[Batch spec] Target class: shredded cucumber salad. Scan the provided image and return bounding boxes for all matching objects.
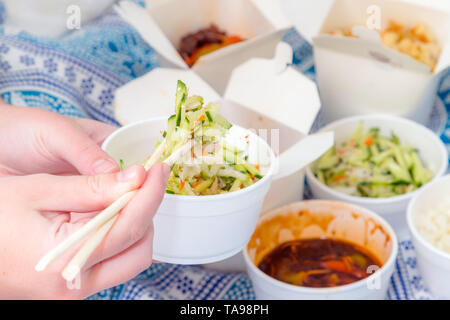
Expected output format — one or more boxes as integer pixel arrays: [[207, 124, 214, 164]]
[[312, 123, 433, 198], [149, 80, 263, 196]]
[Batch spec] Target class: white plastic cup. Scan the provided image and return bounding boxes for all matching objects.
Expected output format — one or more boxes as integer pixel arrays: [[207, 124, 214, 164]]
[[407, 175, 450, 299], [102, 118, 276, 264], [306, 114, 448, 236], [243, 200, 398, 300]]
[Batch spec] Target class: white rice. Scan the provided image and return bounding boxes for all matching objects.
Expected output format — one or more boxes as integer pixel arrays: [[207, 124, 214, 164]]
[[415, 201, 450, 254]]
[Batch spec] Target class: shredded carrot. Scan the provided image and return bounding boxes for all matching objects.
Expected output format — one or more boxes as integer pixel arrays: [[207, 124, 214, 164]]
[[222, 35, 243, 45], [195, 114, 206, 126], [192, 180, 202, 188], [255, 164, 260, 170], [180, 180, 185, 191], [321, 260, 351, 273], [249, 174, 255, 180], [336, 148, 346, 154], [332, 174, 347, 182], [364, 137, 374, 146]]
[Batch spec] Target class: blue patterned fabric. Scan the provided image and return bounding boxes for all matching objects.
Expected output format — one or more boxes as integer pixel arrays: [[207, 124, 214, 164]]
[[0, 2, 449, 300]]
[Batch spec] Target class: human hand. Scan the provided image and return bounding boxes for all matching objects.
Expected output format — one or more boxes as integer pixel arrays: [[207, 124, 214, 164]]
[[0, 101, 120, 177], [0, 163, 169, 299]]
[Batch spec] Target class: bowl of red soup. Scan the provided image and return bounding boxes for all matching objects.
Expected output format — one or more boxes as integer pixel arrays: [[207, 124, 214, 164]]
[[243, 200, 398, 299]]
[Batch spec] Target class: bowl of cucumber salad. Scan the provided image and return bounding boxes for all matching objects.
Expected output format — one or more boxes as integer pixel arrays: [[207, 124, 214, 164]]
[[306, 114, 448, 232], [102, 80, 276, 264]]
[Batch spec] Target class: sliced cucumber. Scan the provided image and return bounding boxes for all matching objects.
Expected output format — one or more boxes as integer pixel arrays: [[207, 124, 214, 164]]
[[312, 122, 432, 198], [214, 114, 232, 129], [185, 95, 203, 110], [175, 80, 187, 127], [316, 148, 339, 170], [384, 158, 412, 182], [152, 80, 263, 196], [205, 110, 213, 122], [411, 151, 432, 186], [193, 178, 215, 193]]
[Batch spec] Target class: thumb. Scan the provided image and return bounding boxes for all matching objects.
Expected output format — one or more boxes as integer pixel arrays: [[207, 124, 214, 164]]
[[19, 165, 146, 213], [53, 123, 119, 175]]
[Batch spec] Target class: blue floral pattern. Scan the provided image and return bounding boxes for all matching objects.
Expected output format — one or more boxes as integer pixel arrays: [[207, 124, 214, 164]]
[[43, 58, 58, 73], [99, 88, 114, 107], [19, 55, 35, 66], [64, 66, 76, 83], [80, 77, 94, 95], [176, 276, 194, 295], [0, 57, 10, 71], [0, 42, 9, 53]]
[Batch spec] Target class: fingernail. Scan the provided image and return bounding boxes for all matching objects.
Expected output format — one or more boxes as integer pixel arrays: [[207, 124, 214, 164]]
[[93, 159, 118, 174], [161, 163, 170, 180], [117, 166, 139, 182]]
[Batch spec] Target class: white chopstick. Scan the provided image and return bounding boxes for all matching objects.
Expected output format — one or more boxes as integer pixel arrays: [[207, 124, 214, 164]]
[[35, 140, 191, 277], [35, 190, 137, 272], [62, 215, 118, 281], [61, 142, 191, 280], [144, 140, 167, 171], [60, 142, 167, 281]]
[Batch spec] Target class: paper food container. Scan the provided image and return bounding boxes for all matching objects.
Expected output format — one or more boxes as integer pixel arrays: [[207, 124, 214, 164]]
[[280, 0, 450, 125], [114, 43, 321, 213], [115, 0, 290, 95]]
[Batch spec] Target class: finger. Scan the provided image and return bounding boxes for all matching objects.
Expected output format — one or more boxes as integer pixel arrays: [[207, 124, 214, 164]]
[[16, 165, 146, 212], [83, 228, 154, 296], [53, 120, 119, 175], [72, 117, 118, 146], [81, 163, 169, 268]]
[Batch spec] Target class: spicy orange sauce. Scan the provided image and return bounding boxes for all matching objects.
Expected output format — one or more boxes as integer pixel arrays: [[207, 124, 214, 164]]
[[257, 238, 382, 288]]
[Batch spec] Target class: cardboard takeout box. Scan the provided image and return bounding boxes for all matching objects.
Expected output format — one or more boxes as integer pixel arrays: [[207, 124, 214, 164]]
[[116, 0, 290, 95], [280, 0, 450, 124]]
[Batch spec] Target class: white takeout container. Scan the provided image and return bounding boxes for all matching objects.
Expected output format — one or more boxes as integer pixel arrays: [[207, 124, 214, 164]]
[[407, 174, 450, 299], [243, 200, 398, 300], [280, 0, 450, 125], [114, 43, 322, 214], [102, 118, 276, 264], [116, 0, 291, 95], [305, 114, 448, 237]]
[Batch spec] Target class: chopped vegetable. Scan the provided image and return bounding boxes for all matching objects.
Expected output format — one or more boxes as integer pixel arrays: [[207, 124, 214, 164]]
[[312, 122, 433, 198], [148, 80, 263, 196]]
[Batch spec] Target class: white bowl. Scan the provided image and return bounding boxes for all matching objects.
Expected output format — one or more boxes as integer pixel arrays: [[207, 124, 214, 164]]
[[243, 200, 398, 300], [305, 114, 448, 235], [407, 175, 450, 299], [102, 118, 276, 264]]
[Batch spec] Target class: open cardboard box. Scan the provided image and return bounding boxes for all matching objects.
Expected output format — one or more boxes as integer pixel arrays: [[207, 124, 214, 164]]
[[116, 0, 291, 95], [280, 0, 450, 125], [115, 43, 321, 214]]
